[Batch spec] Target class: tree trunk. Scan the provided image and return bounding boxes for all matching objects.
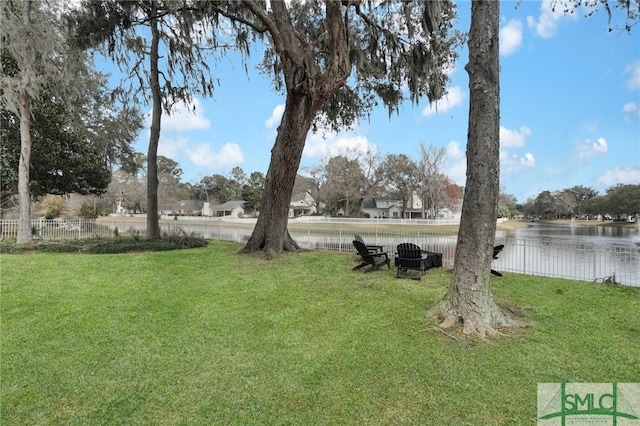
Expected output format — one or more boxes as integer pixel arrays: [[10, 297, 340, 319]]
[[146, 5, 162, 240], [242, 0, 350, 256], [345, 193, 350, 217], [17, 88, 32, 244], [355, 198, 364, 218], [433, 0, 516, 337], [16, 0, 33, 244], [242, 93, 313, 257]]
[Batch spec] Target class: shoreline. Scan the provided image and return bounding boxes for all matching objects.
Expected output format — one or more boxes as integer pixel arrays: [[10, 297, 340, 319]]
[[533, 219, 637, 229], [96, 216, 638, 233]]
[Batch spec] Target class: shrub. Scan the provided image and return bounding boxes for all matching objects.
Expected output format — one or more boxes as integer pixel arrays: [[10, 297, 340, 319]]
[[0, 236, 207, 254], [40, 195, 66, 219], [78, 203, 98, 219]]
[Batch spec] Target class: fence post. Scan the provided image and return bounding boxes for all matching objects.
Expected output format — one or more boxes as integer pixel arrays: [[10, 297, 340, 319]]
[[522, 239, 526, 275]]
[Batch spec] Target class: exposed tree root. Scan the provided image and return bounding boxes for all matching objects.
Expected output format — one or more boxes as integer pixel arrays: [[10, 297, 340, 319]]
[[428, 298, 527, 341], [431, 326, 461, 341], [241, 229, 300, 256]]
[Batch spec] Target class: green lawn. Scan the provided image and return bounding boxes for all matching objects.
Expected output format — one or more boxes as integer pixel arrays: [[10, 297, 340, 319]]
[[1, 241, 639, 425]]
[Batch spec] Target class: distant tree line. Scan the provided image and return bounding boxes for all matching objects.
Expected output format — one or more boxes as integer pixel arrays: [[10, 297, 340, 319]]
[[518, 184, 640, 220], [182, 142, 462, 219]]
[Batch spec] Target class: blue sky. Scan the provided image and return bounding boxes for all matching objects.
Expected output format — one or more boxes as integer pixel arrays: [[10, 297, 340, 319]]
[[106, 1, 640, 203]]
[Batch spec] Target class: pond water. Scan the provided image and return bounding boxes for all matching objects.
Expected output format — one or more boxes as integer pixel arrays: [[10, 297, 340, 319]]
[[104, 219, 640, 286], [493, 222, 639, 286], [506, 221, 640, 243]]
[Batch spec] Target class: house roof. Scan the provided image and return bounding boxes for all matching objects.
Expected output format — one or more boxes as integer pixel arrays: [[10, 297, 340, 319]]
[[290, 191, 315, 207], [361, 198, 377, 209], [291, 191, 313, 202], [177, 200, 204, 210], [211, 200, 244, 211], [362, 198, 403, 209]]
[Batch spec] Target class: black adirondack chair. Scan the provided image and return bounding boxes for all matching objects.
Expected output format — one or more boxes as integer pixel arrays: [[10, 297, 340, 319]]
[[491, 244, 505, 277], [394, 243, 442, 280], [352, 240, 390, 272], [354, 234, 384, 253]]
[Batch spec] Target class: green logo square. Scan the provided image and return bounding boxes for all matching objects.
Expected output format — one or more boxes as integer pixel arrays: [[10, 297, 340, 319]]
[[538, 383, 640, 425]]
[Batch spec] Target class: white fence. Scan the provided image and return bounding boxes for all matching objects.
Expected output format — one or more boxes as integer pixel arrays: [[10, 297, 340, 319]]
[[1, 219, 638, 286], [0, 219, 114, 241], [296, 227, 639, 286]]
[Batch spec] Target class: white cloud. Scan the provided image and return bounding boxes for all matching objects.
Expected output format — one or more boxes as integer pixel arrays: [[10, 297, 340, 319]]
[[500, 150, 536, 174], [521, 152, 536, 168], [442, 139, 536, 183], [422, 86, 465, 116], [265, 104, 285, 129], [446, 140, 465, 161], [526, 0, 571, 38], [623, 102, 638, 113], [443, 140, 467, 185], [331, 134, 375, 157], [625, 61, 640, 90], [264, 105, 378, 163], [185, 143, 244, 168], [596, 166, 640, 187], [303, 127, 376, 161], [151, 98, 210, 132], [577, 137, 608, 159], [623, 101, 640, 120], [500, 19, 523, 56], [500, 125, 532, 148], [158, 135, 189, 159]]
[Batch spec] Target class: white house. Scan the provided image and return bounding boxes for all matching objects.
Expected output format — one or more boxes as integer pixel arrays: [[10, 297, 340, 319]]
[[289, 191, 317, 217], [203, 200, 245, 218], [175, 200, 204, 216], [361, 193, 423, 218]]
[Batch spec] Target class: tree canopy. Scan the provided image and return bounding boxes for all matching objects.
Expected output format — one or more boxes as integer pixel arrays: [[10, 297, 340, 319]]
[[1, 0, 123, 239], [196, 0, 461, 255], [0, 52, 142, 208]]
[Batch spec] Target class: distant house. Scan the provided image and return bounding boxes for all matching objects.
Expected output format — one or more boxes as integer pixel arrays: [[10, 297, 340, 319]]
[[437, 208, 454, 219], [289, 191, 317, 217], [361, 198, 402, 218], [175, 200, 204, 216], [361, 193, 423, 218], [204, 200, 245, 218]]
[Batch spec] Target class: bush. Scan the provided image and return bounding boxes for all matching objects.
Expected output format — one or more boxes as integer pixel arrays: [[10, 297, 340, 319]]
[[78, 203, 98, 219], [40, 195, 66, 219], [0, 236, 208, 254]]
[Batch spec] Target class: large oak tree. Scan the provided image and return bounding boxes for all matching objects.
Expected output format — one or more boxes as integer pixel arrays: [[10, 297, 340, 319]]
[[201, 1, 459, 256]]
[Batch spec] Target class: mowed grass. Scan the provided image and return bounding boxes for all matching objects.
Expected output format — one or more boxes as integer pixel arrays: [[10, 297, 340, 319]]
[[1, 241, 639, 425]]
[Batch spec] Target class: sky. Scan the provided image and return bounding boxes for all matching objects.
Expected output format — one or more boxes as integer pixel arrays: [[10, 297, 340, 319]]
[[101, 1, 640, 203]]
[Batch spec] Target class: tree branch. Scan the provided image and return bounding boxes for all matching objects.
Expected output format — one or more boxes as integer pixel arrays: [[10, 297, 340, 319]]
[[209, 3, 269, 34], [352, 3, 409, 46], [244, 0, 287, 60]]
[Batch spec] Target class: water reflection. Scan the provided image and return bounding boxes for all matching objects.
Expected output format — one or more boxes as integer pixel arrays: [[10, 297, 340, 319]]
[[105, 220, 639, 286], [511, 221, 637, 242]]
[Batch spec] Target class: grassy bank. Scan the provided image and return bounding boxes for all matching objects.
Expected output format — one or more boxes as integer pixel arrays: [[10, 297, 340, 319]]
[[2, 241, 638, 425]]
